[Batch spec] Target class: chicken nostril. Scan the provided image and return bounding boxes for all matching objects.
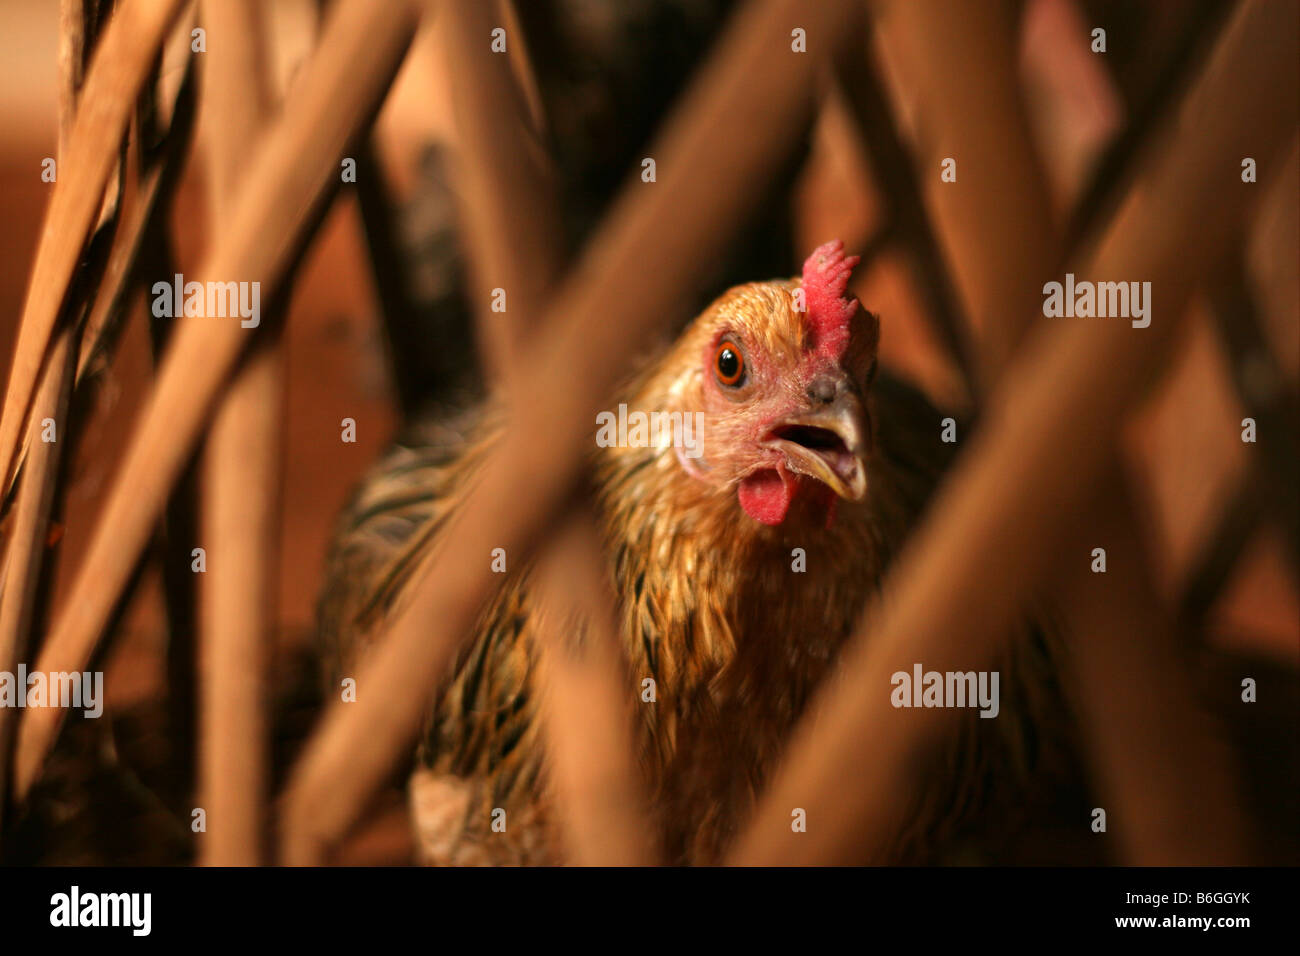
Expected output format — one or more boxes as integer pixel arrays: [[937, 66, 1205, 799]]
[[806, 376, 837, 405]]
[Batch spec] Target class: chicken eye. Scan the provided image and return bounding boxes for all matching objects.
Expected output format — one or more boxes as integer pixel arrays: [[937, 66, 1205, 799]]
[[713, 341, 745, 387]]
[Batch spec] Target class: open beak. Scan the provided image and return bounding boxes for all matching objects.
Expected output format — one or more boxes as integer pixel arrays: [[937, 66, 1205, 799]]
[[763, 389, 869, 501]]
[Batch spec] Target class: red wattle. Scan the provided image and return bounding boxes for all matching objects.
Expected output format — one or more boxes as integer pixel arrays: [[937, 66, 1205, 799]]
[[738, 468, 794, 525]]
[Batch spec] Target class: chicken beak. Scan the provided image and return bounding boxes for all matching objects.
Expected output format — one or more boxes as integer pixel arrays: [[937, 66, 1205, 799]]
[[764, 391, 869, 501]]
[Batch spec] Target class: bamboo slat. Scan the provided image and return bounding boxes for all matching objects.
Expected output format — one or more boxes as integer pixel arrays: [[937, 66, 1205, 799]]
[[438, 0, 653, 865], [279, 0, 858, 862], [1060, 474, 1249, 863], [11, 0, 422, 803], [729, 0, 1297, 864], [196, 0, 279, 868], [0, 0, 187, 495], [868, 0, 1058, 386], [0, 0, 96, 835]]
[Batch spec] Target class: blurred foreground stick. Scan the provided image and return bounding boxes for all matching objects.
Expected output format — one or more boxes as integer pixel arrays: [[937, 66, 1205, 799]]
[[860, 0, 1057, 390], [0, 0, 187, 497], [278, 0, 859, 863], [196, 0, 279, 867], [433, 0, 653, 865], [0, 0, 107, 834], [868, 0, 1251, 862], [729, 0, 1297, 865], [12, 0, 422, 803], [1060, 471, 1250, 863]]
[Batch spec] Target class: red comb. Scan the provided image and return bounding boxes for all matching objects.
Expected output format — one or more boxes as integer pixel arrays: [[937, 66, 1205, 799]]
[[800, 240, 860, 361]]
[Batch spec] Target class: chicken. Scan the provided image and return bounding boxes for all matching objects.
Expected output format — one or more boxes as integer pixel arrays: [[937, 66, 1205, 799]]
[[318, 241, 1060, 864]]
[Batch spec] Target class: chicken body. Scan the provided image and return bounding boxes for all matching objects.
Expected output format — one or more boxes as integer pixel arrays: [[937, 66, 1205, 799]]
[[319, 243, 1046, 864]]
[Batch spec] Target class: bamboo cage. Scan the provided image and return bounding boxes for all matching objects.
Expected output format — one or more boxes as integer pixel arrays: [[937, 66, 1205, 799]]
[[0, 0, 1294, 866]]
